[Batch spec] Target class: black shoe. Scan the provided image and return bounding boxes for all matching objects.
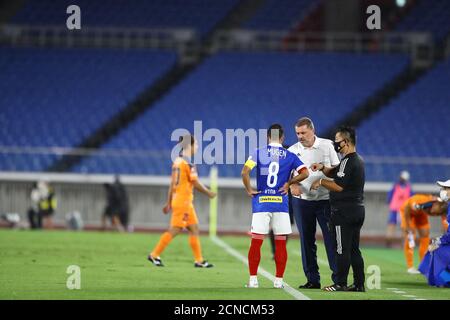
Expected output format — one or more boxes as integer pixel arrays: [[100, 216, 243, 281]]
[[147, 255, 164, 267], [345, 284, 365, 292], [194, 260, 214, 268], [323, 284, 346, 292], [299, 282, 321, 289]]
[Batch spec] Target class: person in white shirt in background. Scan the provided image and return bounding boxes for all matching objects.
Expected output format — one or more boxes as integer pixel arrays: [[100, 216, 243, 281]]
[[288, 117, 340, 289]]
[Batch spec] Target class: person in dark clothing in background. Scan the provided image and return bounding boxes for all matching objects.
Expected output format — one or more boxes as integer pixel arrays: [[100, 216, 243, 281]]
[[28, 182, 42, 229], [102, 176, 130, 232], [113, 175, 130, 231], [28, 180, 57, 229], [310, 126, 366, 292]]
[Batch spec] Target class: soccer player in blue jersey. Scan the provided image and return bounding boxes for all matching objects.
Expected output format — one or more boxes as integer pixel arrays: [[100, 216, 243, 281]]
[[241, 124, 309, 288], [419, 179, 450, 287]]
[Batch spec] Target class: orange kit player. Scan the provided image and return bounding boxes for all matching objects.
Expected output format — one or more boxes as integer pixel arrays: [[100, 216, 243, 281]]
[[148, 134, 216, 268], [400, 194, 448, 274]]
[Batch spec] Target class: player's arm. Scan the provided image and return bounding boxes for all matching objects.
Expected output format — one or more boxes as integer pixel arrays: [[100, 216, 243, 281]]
[[403, 204, 413, 233], [241, 157, 260, 197], [188, 165, 216, 199], [279, 167, 309, 195], [310, 162, 336, 178], [193, 179, 216, 199], [163, 168, 176, 214]]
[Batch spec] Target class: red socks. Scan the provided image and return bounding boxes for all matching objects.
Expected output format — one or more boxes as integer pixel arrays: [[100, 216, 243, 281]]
[[248, 233, 264, 276], [248, 233, 288, 278], [274, 235, 287, 278]]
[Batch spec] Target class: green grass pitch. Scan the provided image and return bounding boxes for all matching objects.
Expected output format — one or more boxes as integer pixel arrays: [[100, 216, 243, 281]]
[[0, 229, 449, 300]]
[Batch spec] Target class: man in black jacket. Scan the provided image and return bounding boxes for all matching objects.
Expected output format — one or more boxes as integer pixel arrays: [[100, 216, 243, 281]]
[[310, 126, 366, 292]]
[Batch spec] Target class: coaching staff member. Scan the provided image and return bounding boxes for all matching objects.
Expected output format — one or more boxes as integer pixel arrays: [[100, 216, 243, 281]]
[[310, 126, 366, 292], [288, 117, 339, 289]]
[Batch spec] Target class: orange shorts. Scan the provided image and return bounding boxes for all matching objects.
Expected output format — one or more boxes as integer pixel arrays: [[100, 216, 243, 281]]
[[400, 211, 430, 230], [170, 203, 199, 228]]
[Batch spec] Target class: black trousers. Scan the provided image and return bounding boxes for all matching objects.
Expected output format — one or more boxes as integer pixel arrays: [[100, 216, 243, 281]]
[[28, 208, 42, 229], [330, 204, 365, 287]]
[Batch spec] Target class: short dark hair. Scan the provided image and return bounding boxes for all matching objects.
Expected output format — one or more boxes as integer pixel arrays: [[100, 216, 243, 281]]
[[178, 134, 195, 149], [295, 117, 315, 130], [268, 124, 284, 140], [336, 126, 356, 145]]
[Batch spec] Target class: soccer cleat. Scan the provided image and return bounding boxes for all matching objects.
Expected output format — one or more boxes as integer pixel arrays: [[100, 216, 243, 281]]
[[245, 277, 259, 288], [194, 260, 214, 268], [345, 284, 366, 292], [323, 284, 346, 292], [147, 255, 164, 267], [299, 282, 321, 289], [273, 278, 284, 289], [407, 267, 420, 274]]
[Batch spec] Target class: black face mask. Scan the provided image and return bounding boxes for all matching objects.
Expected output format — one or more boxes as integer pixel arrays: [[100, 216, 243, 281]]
[[333, 140, 345, 153]]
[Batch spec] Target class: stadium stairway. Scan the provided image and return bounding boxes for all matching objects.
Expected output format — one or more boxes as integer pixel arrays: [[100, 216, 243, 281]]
[[47, 0, 269, 172]]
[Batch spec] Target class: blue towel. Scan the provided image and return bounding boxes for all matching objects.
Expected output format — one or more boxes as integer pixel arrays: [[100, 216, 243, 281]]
[[419, 245, 450, 288]]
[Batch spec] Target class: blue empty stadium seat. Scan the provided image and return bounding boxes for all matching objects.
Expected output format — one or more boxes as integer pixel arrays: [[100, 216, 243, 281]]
[[244, 0, 317, 30], [75, 51, 410, 178], [396, 0, 450, 41], [12, 0, 239, 36], [357, 58, 450, 182], [0, 47, 176, 171]]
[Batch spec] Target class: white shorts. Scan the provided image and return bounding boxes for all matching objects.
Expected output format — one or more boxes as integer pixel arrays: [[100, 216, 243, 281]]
[[251, 212, 292, 235]]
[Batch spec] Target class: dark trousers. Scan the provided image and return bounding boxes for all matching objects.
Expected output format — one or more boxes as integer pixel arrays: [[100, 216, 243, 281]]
[[330, 204, 365, 287], [292, 198, 337, 284], [28, 208, 42, 229]]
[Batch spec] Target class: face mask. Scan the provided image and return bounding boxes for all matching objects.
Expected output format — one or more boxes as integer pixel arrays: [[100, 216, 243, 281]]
[[440, 189, 449, 202], [333, 140, 345, 153]]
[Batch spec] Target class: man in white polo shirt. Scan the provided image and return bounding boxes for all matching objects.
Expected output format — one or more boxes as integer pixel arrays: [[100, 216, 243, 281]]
[[288, 117, 340, 289]]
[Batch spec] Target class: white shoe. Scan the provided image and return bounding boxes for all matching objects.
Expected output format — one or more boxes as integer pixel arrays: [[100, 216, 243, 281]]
[[274, 277, 284, 289], [245, 276, 259, 288], [407, 267, 420, 274]]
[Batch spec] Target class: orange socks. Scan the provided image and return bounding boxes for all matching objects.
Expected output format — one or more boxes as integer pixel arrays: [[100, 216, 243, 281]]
[[419, 237, 430, 261], [152, 232, 204, 263], [189, 235, 203, 263], [404, 235, 430, 269], [151, 232, 173, 257]]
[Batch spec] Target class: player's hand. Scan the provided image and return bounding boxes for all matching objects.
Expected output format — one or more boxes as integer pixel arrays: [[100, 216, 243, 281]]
[[290, 184, 302, 196], [428, 243, 439, 252], [246, 189, 260, 197], [208, 191, 217, 199], [279, 183, 290, 195], [428, 238, 441, 252], [162, 203, 171, 214], [310, 163, 324, 172], [311, 179, 321, 190]]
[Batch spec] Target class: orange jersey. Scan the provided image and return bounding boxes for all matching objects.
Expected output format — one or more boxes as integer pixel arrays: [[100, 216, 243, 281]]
[[171, 157, 198, 208], [400, 194, 435, 229]]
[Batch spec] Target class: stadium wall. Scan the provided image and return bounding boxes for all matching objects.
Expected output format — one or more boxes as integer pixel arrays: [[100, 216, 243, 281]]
[[0, 172, 445, 238]]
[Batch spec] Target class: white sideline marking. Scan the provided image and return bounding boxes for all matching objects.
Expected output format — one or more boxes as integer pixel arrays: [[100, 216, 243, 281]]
[[387, 287, 426, 300], [211, 236, 311, 300]]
